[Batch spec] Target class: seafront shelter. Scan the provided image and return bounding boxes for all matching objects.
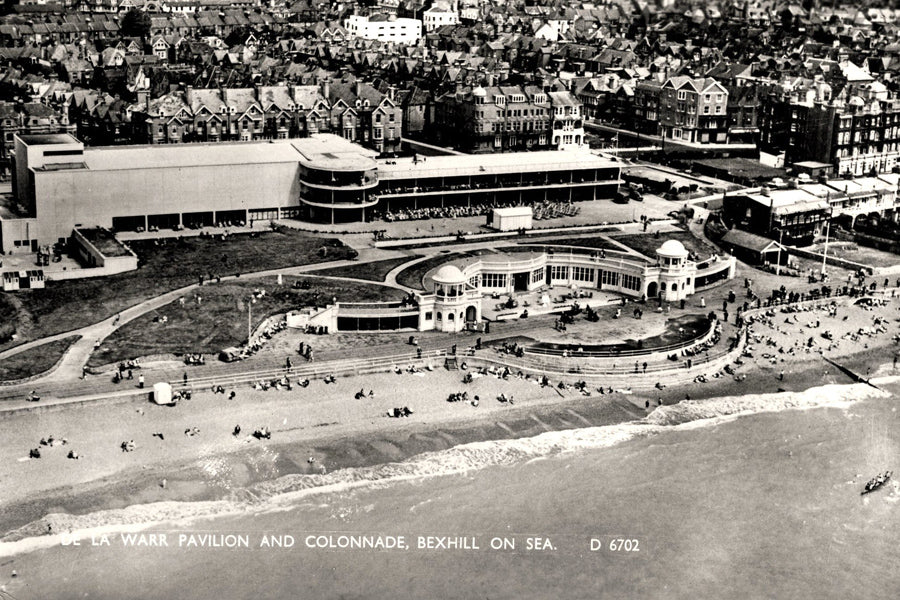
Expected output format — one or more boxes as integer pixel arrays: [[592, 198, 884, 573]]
[[318, 243, 735, 334]]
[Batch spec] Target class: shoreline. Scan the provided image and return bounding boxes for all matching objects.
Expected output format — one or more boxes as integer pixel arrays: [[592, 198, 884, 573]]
[[2, 295, 898, 541], [1, 346, 890, 539]]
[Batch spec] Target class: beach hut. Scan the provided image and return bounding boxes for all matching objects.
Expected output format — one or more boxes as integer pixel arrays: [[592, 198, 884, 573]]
[[152, 382, 174, 405], [488, 206, 533, 231]]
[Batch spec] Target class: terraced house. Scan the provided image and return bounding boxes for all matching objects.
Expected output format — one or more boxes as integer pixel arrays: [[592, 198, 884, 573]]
[[432, 84, 582, 153], [659, 77, 730, 144], [128, 79, 402, 154]]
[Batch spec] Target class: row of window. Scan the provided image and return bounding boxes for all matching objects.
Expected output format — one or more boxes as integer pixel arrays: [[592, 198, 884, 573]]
[[478, 109, 548, 119], [571, 266, 594, 282], [481, 273, 507, 288], [491, 121, 547, 133], [621, 273, 641, 291], [475, 94, 547, 106], [549, 265, 568, 280], [493, 134, 548, 147]]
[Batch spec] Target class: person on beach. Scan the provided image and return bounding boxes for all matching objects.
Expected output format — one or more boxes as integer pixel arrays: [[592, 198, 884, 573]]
[[138, 374, 145, 389]]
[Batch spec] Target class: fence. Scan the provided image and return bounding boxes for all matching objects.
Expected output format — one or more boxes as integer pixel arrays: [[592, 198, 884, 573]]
[[172, 349, 449, 391]]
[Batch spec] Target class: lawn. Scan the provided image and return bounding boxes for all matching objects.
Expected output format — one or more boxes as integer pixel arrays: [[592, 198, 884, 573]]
[[806, 242, 900, 270], [2, 228, 356, 354], [612, 228, 718, 259], [88, 276, 405, 366], [310, 256, 419, 282], [518, 236, 621, 251], [0, 336, 80, 382], [0, 293, 15, 344], [395, 251, 488, 290]]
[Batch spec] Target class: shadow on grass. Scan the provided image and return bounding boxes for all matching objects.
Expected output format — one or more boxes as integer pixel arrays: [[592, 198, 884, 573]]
[[310, 256, 419, 282], [613, 228, 717, 259]]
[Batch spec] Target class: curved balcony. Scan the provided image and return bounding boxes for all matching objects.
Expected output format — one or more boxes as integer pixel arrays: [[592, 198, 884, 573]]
[[300, 173, 379, 191], [299, 196, 380, 210]]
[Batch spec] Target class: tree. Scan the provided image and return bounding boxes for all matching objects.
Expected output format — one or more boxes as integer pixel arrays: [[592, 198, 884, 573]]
[[121, 8, 151, 39]]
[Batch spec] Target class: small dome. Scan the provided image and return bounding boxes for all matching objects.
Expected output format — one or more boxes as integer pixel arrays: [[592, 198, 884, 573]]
[[433, 264, 466, 284], [657, 239, 689, 258], [472, 85, 486, 97]]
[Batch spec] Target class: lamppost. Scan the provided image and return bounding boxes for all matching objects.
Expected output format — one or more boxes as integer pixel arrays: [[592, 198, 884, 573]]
[[821, 207, 833, 277], [247, 295, 257, 343]]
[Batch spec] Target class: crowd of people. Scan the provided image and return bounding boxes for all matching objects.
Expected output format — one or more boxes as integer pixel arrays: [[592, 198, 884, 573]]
[[370, 200, 580, 224], [376, 203, 496, 223]]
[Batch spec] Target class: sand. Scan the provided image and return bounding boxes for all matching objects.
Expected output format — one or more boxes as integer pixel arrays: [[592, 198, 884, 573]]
[[1, 294, 898, 538]]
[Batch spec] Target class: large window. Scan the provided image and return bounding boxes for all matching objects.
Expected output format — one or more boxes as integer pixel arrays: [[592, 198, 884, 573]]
[[550, 265, 569, 280], [572, 266, 594, 282], [531, 268, 544, 284], [621, 273, 641, 291], [481, 273, 507, 288], [600, 269, 619, 286]]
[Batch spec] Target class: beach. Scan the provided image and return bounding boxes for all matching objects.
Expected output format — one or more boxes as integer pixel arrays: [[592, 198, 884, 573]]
[[1, 377, 898, 599], [0, 295, 898, 598]]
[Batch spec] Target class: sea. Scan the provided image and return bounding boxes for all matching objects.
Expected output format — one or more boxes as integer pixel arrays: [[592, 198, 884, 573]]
[[1, 377, 899, 600]]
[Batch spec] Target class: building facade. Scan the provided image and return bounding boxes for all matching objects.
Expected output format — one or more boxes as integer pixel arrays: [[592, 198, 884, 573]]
[[433, 85, 583, 153], [129, 80, 402, 155], [1, 133, 620, 252], [318, 244, 735, 334], [344, 14, 422, 45], [659, 77, 730, 144]]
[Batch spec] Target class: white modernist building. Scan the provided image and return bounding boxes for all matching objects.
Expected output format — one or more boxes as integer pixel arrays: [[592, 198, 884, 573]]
[[344, 14, 422, 45]]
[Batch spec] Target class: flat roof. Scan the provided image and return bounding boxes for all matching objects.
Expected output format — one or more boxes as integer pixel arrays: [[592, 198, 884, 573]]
[[36, 134, 375, 173], [800, 183, 847, 200], [493, 206, 533, 217], [825, 177, 890, 195], [16, 133, 80, 145], [292, 134, 378, 171], [377, 151, 617, 180], [80, 140, 304, 171], [744, 189, 829, 213]]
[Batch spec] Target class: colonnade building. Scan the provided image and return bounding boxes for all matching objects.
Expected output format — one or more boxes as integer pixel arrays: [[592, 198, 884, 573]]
[[0, 132, 621, 253], [330, 242, 735, 333]]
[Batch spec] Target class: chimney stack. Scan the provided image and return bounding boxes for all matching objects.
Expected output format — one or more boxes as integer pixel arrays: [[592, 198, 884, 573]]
[[321, 77, 331, 101]]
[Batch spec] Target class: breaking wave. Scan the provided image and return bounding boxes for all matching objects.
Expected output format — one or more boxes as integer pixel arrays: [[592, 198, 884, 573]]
[[0, 382, 889, 558]]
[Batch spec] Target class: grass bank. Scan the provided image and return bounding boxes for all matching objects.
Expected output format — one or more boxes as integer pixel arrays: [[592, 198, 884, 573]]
[[3, 229, 355, 354], [0, 335, 80, 382], [310, 256, 418, 282], [88, 276, 404, 366]]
